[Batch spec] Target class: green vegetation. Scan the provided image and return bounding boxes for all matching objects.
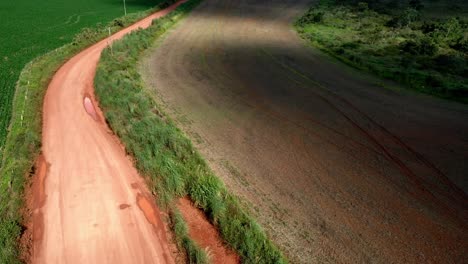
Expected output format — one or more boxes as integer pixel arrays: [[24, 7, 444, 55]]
[[94, 1, 287, 263], [0, 0, 168, 162], [295, 0, 468, 103], [0, 2, 173, 263]]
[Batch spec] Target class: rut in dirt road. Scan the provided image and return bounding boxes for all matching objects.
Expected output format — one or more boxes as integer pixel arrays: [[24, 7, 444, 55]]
[[142, 0, 468, 263], [32, 2, 186, 263]]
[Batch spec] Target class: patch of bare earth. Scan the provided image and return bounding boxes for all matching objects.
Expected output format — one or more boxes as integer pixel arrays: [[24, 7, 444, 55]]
[[19, 155, 47, 263], [141, 0, 468, 263], [178, 198, 239, 264]]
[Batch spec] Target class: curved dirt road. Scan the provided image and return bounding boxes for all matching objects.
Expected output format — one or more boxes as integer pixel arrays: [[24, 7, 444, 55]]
[[33, 2, 185, 263], [142, 0, 468, 263]]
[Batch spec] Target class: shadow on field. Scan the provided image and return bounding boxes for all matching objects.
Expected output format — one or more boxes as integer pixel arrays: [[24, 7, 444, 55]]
[[143, 0, 468, 262]]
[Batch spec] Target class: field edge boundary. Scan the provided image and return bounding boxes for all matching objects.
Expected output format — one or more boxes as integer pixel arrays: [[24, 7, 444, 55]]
[[94, 0, 288, 263]]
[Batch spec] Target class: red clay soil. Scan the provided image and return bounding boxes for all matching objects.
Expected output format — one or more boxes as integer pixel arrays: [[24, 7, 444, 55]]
[[178, 198, 239, 264], [30, 2, 185, 263], [20, 155, 49, 262]]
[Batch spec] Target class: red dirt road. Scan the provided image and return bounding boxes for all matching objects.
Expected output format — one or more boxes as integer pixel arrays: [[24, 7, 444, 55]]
[[32, 2, 185, 263]]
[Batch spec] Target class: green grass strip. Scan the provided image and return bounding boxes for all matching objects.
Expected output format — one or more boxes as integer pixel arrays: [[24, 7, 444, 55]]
[[94, 1, 287, 263], [0, 1, 179, 262]]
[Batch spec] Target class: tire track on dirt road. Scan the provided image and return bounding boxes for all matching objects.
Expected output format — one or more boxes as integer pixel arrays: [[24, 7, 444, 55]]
[[31, 2, 186, 263]]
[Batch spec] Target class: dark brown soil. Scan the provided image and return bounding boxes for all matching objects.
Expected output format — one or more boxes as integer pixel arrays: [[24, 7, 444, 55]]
[[141, 0, 468, 263]]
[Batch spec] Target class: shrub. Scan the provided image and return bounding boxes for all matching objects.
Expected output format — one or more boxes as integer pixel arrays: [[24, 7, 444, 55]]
[[341, 41, 360, 49], [431, 18, 466, 47], [399, 37, 437, 56], [113, 19, 124, 28], [386, 8, 420, 28], [357, 2, 369, 12], [72, 28, 100, 45], [402, 8, 420, 26], [433, 54, 466, 75], [450, 36, 468, 52], [409, 0, 424, 11], [425, 75, 443, 90], [421, 22, 437, 34], [386, 0, 400, 9], [385, 17, 400, 28], [159, 0, 177, 8], [296, 9, 324, 25]]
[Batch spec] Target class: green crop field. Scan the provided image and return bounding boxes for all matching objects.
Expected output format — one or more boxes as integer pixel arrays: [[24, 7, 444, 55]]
[[0, 0, 161, 159]]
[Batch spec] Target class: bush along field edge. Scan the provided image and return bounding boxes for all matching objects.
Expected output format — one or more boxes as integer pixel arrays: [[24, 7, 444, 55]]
[[294, 0, 468, 104], [94, 0, 287, 263], [0, 1, 184, 263]]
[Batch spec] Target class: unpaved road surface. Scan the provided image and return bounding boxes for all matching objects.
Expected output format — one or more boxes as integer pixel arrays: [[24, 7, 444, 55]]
[[33, 2, 185, 263], [142, 0, 468, 263]]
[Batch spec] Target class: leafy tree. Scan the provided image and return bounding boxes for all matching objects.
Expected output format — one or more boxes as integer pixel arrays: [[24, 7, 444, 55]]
[[386, 0, 400, 9], [450, 35, 468, 52], [400, 37, 437, 56], [409, 0, 424, 11], [421, 22, 437, 34], [296, 9, 324, 25], [443, 18, 463, 42], [357, 2, 369, 12], [431, 18, 465, 47], [403, 8, 420, 27], [385, 8, 420, 28]]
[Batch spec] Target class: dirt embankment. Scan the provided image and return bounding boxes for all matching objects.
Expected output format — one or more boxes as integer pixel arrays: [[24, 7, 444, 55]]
[[178, 198, 239, 264], [29, 2, 185, 263], [142, 0, 468, 263]]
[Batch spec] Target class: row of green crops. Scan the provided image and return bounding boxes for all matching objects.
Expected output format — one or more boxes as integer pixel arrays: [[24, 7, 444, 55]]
[[0, 0, 166, 161]]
